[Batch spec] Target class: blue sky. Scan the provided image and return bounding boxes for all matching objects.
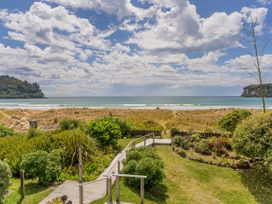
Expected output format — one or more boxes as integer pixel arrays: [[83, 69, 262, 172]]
[[0, 0, 271, 96]]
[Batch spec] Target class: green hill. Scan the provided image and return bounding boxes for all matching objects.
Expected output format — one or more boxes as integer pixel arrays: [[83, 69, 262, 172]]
[[0, 75, 44, 99]]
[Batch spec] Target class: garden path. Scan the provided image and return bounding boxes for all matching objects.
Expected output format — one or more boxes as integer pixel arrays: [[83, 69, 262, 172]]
[[40, 138, 171, 204]]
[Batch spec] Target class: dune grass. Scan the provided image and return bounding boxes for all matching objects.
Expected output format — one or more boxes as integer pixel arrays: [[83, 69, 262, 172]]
[[92, 146, 272, 204], [4, 179, 55, 204]]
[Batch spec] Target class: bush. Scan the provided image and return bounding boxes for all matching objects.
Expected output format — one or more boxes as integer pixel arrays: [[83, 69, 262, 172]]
[[170, 128, 180, 137], [60, 119, 80, 130], [21, 150, 62, 185], [232, 113, 272, 160], [122, 148, 164, 189], [194, 140, 211, 155], [87, 117, 121, 148], [173, 136, 190, 150], [0, 125, 13, 137], [218, 110, 251, 133], [27, 128, 39, 138], [0, 160, 11, 203], [115, 118, 133, 138]]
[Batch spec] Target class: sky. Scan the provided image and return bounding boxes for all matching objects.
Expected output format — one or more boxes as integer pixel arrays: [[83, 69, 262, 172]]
[[0, 0, 272, 96]]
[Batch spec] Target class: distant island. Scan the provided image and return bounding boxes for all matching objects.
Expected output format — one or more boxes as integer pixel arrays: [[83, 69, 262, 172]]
[[0, 75, 44, 99], [242, 83, 272, 97]]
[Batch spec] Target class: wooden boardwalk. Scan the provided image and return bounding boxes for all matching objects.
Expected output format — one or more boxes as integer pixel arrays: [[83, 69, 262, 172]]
[[40, 139, 171, 204]]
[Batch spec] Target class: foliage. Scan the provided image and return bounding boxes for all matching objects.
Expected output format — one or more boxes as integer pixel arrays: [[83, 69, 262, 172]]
[[173, 136, 190, 150], [194, 140, 211, 155], [0, 75, 44, 99], [27, 128, 39, 138], [0, 160, 11, 203], [232, 113, 272, 160], [208, 137, 231, 156], [87, 117, 122, 148], [170, 128, 180, 137], [0, 129, 99, 175], [59, 119, 80, 131], [115, 118, 133, 137], [218, 109, 252, 133], [21, 150, 62, 185], [122, 148, 164, 189], [0, 124, 13, 137]]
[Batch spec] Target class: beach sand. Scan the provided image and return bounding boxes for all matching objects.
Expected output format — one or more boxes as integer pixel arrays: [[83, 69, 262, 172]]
[[0, 108, 265, 132]]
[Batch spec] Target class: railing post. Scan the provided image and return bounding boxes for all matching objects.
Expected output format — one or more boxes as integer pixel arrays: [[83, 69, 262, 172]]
[[78, 145, 83, 204], [116, 176, 120, 204], [118, 161, 121, 174], [144, 137, 146, 147], [107, 177, 112, 204], [140, 178, 144, 204], [20, 170, 25, 200], [152, 133, 155, 146]]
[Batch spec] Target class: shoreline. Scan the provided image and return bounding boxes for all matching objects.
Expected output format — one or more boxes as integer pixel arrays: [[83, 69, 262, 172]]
[[0, 105, 271, 111]]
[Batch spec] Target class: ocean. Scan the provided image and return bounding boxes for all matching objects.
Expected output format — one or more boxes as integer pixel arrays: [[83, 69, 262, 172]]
[[0, 96, 271, 110]]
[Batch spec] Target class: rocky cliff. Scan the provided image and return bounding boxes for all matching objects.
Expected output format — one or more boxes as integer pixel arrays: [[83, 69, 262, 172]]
[[242, 83, 272, 97]]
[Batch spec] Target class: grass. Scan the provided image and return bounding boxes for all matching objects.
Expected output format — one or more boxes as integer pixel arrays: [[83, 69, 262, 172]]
[[4, 179, 55, 204], [92, 146, 272, 204], [0, 108, 245, 132]]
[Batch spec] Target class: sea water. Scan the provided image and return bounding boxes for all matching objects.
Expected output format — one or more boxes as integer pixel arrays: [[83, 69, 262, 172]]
[[0, 96, 271, 110]]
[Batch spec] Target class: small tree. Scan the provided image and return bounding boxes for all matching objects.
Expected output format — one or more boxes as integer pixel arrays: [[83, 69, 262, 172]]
[[0, 160, 11, 203], [241, 10, 269, 113], [21, 150, 62, 185], [87, 117, 121, 148], [218, 110, 251, 133]]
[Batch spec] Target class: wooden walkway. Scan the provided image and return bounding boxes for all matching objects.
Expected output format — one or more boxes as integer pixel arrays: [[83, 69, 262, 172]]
[[40, 139, 171, 204]]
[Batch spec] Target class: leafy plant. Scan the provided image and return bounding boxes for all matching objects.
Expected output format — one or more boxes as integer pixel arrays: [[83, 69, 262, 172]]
[[87, 117, 121, 149], [59, 119, 80, 130], [21, 149, 62, 185], [122, 148, 164, 189], [218, 110, 251, 133], [232, 113, 272, 161], [0, 160, 11, 203], [194, 140, 211, 155], [0, 125, 13, 137]]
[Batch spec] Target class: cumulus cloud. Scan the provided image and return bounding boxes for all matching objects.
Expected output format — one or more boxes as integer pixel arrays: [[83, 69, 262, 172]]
[[0, 0, 270, 96]]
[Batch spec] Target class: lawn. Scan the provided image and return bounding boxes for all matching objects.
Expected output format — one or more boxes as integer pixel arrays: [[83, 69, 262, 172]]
[[4, 179, 55, 204], [92, 146, 272, 204]]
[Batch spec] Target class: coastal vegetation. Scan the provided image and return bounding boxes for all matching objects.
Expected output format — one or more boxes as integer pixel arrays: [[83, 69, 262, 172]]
[[0, 75, 44, 99], [0, 108, 272, 203]]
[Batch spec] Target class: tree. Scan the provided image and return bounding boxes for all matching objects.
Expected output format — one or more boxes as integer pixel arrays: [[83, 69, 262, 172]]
[[242, 10, 269, 113]]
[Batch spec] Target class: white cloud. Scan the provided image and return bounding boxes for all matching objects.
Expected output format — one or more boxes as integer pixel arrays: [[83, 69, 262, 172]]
[[0, 1, 270, 96]]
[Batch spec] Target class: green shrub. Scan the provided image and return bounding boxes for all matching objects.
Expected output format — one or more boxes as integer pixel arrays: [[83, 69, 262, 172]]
[[173, 136, 190, 150], [0, 135, 34, 175], [170, 128, 179, 137], [27, 128, 40, 138], [232, 113, 272, 160], [122, 148, 164, 189], [60, 119, 80, 130], [0, 160, 11, 203], [191, 133, 201, 142], [21, 149, 62, 185], [194, 140, 211, 155], [0, 125, 13, 137], [87, 117, 121, 148], [218, 110, 251, 133], [115, 118, 133, 137]]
